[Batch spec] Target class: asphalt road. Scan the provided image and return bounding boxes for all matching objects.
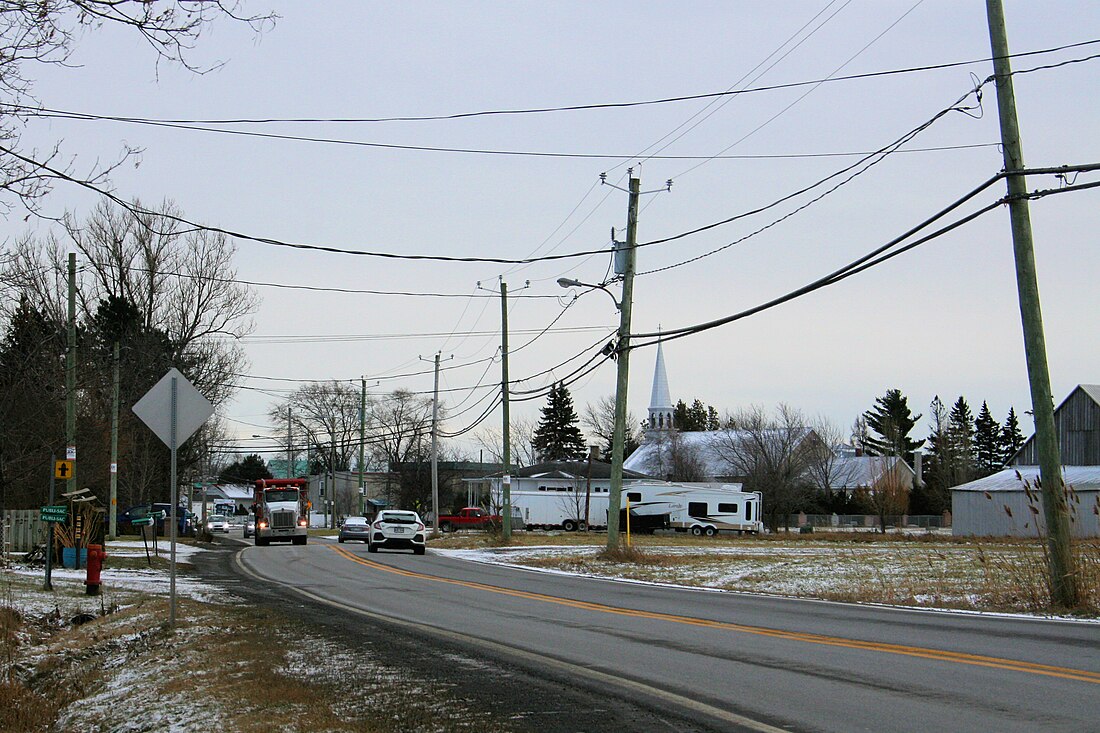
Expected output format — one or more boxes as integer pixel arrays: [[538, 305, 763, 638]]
[[229, 538, 1099, 732]]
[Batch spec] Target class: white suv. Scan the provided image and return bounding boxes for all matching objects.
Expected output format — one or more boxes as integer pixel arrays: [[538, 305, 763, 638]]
[[368, 510, 427, 555]]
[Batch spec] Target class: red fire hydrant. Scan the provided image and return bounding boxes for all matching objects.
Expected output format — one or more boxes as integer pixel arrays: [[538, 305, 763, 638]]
[[85, 544, 106, 596]]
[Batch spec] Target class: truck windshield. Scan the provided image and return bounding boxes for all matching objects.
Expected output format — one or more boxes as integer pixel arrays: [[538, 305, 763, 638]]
[[264, 489, 300, 503]]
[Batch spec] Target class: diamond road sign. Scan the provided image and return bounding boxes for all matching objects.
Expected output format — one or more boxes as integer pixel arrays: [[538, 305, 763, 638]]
[[132, 368, 214, 449]]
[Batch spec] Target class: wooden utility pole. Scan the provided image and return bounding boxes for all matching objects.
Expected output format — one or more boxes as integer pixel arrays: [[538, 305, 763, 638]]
[[109, 341, 119, 539], [500, 279, 512, 540], [607, 176, 640, 550], [986, 0, 1077, 607], [359, 377, 366, 516], [66, 253, 77, 495]]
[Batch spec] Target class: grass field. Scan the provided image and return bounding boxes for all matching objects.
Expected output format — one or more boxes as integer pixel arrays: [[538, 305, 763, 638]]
[[431, 530, 1100, 615]]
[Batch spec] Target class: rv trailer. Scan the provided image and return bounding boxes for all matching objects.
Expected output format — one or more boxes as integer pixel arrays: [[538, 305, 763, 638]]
[[622, 482, 763, 536]]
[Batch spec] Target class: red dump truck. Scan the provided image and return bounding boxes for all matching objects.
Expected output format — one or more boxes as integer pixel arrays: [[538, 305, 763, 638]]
[[253, 478, 310, 546]]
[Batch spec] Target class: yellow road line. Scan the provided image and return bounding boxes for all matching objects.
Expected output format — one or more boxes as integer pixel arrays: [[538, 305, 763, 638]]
[[331, 545, 1100, 685]]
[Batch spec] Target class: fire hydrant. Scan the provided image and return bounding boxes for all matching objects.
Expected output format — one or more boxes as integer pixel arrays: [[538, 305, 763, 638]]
[[85, 544, 106, 596]]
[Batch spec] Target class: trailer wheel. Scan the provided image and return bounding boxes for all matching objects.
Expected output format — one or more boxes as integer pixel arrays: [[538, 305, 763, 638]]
[[690, 525, 704, 537], [562, 519, 578, 532], [704, 526, 717, 537]]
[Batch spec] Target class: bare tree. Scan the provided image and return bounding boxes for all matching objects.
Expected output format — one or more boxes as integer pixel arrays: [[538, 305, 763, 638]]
[[642, 428, 709, 482], [270, 381, 361, 478], [582, 395, 640, 458], [712, 404, 821, 532], [472, 414, 538, 468], [864, 458, 911, 533], [0, 1, 274, 213], [803, 416, 861, 500]]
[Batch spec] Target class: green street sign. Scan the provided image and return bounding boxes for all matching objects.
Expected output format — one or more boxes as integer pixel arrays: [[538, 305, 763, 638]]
[[131, 517, 154, 527], [149, 510, 167, 520], [40, 505, 67, 522]]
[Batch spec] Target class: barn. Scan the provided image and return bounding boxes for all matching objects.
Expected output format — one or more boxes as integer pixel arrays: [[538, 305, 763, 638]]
[[952, 384, 1100, 537]]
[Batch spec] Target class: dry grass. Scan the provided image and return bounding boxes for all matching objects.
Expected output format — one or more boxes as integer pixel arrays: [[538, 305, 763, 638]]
[[464, 532, 1100, 615], [0, 570, 514, 733]]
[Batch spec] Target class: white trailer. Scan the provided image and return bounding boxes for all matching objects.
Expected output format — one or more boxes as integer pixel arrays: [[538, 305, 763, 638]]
[[622, 482, 763, 536], [510, 486, 610, 531]]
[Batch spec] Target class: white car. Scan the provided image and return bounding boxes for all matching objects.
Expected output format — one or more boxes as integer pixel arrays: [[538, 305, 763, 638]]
[[367, 510, 426, 555], [206, 516, 231, 533]]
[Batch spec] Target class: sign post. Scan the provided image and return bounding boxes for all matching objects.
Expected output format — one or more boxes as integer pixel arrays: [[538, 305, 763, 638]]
[[132, 368, 213, 627]]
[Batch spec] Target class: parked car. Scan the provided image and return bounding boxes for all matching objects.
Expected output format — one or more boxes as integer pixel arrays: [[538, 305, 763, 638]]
[[367, 510, 426, 555], [118, 504, 195, 537], [437, 507, 501, 533], [206, 516, 231, 533], [244, 517, 256, 539], [338, 516, 371, 543]]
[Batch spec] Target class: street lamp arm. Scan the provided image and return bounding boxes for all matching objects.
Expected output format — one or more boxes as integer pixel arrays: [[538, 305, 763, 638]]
[[556, 277, 621, 310]]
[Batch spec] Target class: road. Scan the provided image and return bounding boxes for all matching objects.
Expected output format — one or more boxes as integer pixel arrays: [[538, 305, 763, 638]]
[[232, 539, 1099, 732]]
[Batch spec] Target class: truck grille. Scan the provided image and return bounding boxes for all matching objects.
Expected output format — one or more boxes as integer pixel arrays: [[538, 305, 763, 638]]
[[271, 510, 295, 529]]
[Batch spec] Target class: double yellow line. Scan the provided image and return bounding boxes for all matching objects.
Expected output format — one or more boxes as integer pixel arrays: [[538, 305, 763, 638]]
[[331, 546, 1100, 685]]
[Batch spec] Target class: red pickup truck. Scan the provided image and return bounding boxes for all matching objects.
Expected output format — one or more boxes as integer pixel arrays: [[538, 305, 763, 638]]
[[438, 507, 501, 533]]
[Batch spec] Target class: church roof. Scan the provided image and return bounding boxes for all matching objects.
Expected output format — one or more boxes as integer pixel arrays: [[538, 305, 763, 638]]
[[649, 341, 673, 411]]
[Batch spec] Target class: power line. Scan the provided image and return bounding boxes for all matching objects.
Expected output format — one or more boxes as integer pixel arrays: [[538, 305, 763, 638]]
[[17, 38, 1097, 125], [630, 166, 1100, 349]]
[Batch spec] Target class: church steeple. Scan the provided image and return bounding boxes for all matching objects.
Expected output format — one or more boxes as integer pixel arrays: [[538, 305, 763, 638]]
[[647, 339, 674, 434]]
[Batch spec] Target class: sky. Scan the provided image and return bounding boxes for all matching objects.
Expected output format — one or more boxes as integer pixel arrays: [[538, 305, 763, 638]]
[[10, 1, 1100, 461]]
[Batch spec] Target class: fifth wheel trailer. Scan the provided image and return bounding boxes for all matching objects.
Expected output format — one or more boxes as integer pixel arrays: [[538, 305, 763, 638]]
[[622, 482, 764, 535]]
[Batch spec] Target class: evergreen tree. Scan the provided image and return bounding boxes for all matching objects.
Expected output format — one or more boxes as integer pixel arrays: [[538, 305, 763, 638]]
[[947, 396, 976, 485], [915, 396, 951, 514], [672, 398, 720, 431], [218, 454, 273, 484], [862, 388, 924, 464], [532, 382, 586, 461], [999, 407, 1026, 466], [972, 401, 1000, 477]]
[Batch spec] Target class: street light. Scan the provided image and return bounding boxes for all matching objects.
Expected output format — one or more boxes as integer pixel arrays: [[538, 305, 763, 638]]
[[557, 277, 621, 310]]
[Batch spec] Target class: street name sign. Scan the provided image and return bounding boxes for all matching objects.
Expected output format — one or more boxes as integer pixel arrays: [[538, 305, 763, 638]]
[[40, 505, 67, 522]]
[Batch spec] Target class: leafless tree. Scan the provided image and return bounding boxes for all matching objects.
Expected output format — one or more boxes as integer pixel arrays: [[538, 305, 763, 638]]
[[712, 404, 821, 532], [270, 381, 362, 478], [582, 395, 640, 457], [472, 414, 538, 468], [642, 428, 710, 482], [803, 416, 861, 498], [0, 1, 274, 213], [864, 458, 911, 533]]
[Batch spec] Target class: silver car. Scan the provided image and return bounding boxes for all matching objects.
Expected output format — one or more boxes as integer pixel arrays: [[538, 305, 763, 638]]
[[206, 516, 231, 533], [367, 510, 426, 555], [338, 516, 371, 543]]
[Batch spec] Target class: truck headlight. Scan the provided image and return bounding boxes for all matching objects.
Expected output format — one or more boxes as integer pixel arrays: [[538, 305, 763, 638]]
[[298, 519, 308, 527]]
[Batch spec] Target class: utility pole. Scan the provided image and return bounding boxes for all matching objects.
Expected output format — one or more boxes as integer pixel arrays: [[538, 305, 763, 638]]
[[419, 352, 450, 532], [499, 278, 512, 540], [986, 0, 1077, 608], [607, 176, 640, 550], [359, 377, 367, 516], [66, 253, 77, 495], [109, 341, 119, 539], [286, 406, 293, 479]]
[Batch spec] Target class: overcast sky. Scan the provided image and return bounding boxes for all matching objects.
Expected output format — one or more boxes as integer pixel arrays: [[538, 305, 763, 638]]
[[15, 1, 1100, 460]]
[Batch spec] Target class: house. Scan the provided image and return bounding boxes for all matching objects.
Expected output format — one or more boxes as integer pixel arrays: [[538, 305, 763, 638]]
[[952, 384, 1100, 537]]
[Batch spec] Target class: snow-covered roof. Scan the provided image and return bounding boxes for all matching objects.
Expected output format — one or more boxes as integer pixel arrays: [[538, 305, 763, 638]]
[[951, 466, 1100, 492], [624, 428, 816, 479], [210, 484, 254, 501], [829, 455, 913, 489]]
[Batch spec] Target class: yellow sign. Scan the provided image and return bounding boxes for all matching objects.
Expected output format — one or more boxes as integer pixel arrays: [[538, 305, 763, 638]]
[[54, 459, 74, 479]]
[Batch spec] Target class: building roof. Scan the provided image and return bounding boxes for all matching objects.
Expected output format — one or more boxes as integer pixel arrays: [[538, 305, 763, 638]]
[[1010, 384, 1100, 464], [624, 428, 816, 479], [829, 455, 914, 489], [207, 484, 254, 501], [951, 465, 1100, 492], [490, 460, 649, 481]]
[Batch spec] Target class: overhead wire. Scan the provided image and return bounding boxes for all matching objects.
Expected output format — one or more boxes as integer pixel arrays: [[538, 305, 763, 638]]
[[16, 38, 1097, 125]]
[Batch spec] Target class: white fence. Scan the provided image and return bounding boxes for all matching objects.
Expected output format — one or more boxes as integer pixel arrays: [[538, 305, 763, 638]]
[[3, 509, 48, 553]]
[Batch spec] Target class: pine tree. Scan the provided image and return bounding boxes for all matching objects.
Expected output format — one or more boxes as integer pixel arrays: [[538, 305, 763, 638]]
[[532, 382, 587, 461], [673, 398, 720, 431], [999, 407, 1026, 466], [916, 396, 951, 514], [972, 401, 1000, 477], [862, 388, 924, 464], [947, 396, 975, 485]]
